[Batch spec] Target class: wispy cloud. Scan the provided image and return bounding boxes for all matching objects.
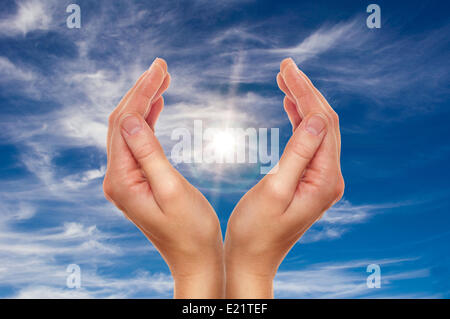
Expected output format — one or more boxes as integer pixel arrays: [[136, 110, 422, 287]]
[[0, 0, 54, 36], [299, 199, 399, 243], [275, 257, 433, 298], [0, 0, 448, 298], [0, 56, 34, 81], [13, 271, 173, 298], [0, 204, 168, 298], [270, 20, 361, 63]]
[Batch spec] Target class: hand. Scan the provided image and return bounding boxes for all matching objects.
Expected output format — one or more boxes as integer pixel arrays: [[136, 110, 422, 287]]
[[224, 58, 344, 298], [103, 58, 224, 298]]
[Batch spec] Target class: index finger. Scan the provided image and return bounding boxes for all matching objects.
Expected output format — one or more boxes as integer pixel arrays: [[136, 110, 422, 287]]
[[280, 58, 341, 157], [106, 59, 169, 159], [280, 59, 323, 116], [119, 58, 167, 118]]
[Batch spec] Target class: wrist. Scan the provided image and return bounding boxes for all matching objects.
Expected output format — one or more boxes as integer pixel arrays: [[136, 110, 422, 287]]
[[225, 256, 276, 299], [171, 250, 225, 299], [225, 265, 274, 299], [173, 262, 225, 299]]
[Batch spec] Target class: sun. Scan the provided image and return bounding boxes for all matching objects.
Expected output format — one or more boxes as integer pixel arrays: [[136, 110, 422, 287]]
[[211, 130, 236, 158]]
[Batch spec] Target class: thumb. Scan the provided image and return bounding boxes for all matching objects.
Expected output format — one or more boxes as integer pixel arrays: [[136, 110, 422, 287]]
[[273, 113, 328, 195], [119, 112, 181, 205]]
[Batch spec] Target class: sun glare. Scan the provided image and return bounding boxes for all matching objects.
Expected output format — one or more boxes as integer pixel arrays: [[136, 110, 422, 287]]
[[211, 130, 236, 157]]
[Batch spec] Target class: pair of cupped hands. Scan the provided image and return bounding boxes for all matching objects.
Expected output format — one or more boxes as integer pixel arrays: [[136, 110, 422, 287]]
[[103, 57, 344, 298]]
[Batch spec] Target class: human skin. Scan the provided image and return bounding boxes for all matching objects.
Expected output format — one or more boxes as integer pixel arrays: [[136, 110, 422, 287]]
[[224, 58, 345, 298], [103, 58, 224, 298], [103, 57, 343, 299]]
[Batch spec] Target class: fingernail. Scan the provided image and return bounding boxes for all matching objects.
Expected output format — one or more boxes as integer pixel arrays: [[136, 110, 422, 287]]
[[121, 115, 142, 135], [282, 58, 298, 77], [288, 57, 298, 69], [149, 58, 160, 72], [149, 57, 157, 68], [305, 114, 326, 136], [149, 57, 165, 74]]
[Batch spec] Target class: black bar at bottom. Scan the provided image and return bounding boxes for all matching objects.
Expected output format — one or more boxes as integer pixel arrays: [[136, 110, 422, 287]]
[[0, 299, 447, 317]]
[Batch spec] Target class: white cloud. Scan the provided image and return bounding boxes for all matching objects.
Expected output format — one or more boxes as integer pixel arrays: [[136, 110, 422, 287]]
[[14, 202, 36, 220], [0, 0, 53, 36], [0, 201, 36, 223], [15, 286, 93, 299], [13, 270, 174, 298], [61, 222, 97, 238], [0, 11, 385, 299], [299, 199, 391, 243], [270, 20, 359, 62], [0, 1, 447, 298], [301, 227, 345, 243], [62, 167, 106, 190], [275, 258, 433, 298], [0, 213, 168, 298], [0, 56, 34, 81], [319, 199, 394, 225], [10, 269, 174, 298], [296, 199, 413, 243], [211, 27, 269, 46]]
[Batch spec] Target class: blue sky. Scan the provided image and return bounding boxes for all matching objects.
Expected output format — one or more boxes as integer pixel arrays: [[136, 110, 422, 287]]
[[0, 0, 449, 298]]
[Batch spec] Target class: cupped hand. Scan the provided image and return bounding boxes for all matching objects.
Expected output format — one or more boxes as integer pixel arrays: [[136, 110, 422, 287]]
[[224, 58, 345, 298], [103, 58, 224, 298]]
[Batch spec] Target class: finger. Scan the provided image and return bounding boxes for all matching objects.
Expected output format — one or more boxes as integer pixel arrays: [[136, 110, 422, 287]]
[[119, 112, 183, 211], [262, 113, 328, 205], [146, 96, 165, 131], [152, 72, 170, 106], [276, 59, 343, 228], [280, 58, 339, 158], [281, 155, 343, 232], [280, 60, 341, 176], [277, 72, 303, 132], [144, 72, 170, 130], [106, 68, 169, 159], [282, 114, 342, 229], [120, 58, 167, 118], [280, 59, 323, 117], [280, 58, 341, 156], [276, 72, 296, 106], [106, 112, 165, 227], [119, 71, 150, 110], [283, 96, 301, 131], [296, 67, 341, 157], [118, 70, 168, 121], [106, 70, 149, 159], [108, 114, 139, 177]]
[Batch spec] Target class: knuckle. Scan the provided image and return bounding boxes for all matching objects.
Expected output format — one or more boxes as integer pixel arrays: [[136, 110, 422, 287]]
[[335, 177, 345, 201], [334, 111, 340, 124], [102, 175, 116, 200], [321, 176, 345, 202], [329, 110, 339, 127], [296, 91, 314, 104], [142, 92, 152, 100], [133, 142, 156, 162], [138, 87, 153, 100], [108, 112, 117, 127], [103, 173, 132, 205], [291, 139, 315, 161], [263, 177, 292, 202], [157, 176, 183, 202], [322, 186, 336, 203]]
